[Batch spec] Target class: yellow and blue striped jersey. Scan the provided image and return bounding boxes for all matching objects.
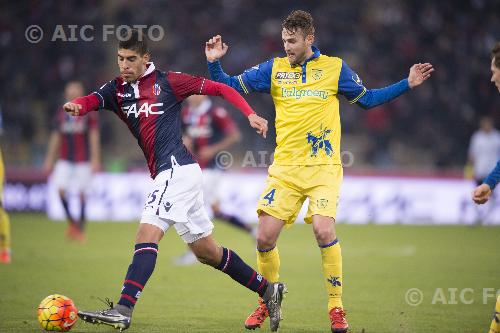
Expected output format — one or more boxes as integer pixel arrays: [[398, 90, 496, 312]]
[[208, 46, 409, 165]]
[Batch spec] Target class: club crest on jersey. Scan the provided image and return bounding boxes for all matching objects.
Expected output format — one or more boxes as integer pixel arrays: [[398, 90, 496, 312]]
[[306, 126, 334, 157], [311, 68, 323, 80], [122, 102, 164, 118], [153, 83, 161, 96]]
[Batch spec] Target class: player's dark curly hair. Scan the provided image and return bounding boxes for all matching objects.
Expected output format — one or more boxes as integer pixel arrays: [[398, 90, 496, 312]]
[[492, 42, 500, 69], [118, 28, 149, 55], [282, 10, 315, 37]]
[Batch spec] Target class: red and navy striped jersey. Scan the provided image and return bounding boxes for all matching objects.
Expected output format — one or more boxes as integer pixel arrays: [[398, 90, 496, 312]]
[[53, 107, 98, 162], [92, 63, 207, 178], [181, 99, 236, 169]]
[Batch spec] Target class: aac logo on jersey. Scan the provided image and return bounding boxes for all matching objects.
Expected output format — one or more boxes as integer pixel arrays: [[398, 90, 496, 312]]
[[122, 102, 164, 118]]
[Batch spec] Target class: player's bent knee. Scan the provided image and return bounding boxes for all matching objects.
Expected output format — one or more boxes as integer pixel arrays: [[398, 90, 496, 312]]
[[256, 234, 276, 250], [135, 223, 164, 244], [313, 226, 335, 245]]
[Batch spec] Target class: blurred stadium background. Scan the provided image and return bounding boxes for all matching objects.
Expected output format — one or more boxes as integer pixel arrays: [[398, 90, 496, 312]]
[[1, 1, 500, 332]]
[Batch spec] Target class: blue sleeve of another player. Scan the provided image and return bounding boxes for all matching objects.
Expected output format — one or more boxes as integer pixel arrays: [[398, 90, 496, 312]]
[[484, 160, 500, 190], [338, 61, 410, 109], [207, 59, 273, 94]]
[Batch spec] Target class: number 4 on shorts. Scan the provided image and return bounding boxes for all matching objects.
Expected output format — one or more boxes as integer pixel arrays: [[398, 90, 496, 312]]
[[263, 188, 276, 205]]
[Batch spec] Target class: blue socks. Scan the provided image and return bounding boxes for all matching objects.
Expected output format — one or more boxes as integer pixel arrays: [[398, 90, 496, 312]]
[[118, 243, 158, 308], [216, 247, 268, 297]]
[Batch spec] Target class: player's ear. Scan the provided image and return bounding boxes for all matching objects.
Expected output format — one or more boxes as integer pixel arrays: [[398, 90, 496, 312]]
[[143, 52, 151, 63], [306, 34, 314, 46]]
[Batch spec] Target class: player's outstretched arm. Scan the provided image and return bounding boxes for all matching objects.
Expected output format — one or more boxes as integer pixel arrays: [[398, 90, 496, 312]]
[[63, 95, 100, 116], [205, 35, 273, 95], [205, 35, 241, 91], [484, 160, 500, 190], [346, 62, 434, 109], [472, 160, 500, 204], [408, 63, 434, 88], [205, 35, 228, 62], [202, 79, 268, 138]]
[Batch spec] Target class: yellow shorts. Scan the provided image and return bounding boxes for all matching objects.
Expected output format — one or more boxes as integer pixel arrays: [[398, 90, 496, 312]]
[[256, 164, 343, 224]]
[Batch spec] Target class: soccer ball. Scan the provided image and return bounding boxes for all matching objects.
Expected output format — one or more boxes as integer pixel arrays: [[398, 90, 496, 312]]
[[37, 294, 78, 331]]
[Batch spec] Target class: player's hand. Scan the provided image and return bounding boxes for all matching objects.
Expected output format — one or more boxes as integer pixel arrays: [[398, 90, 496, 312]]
[[472, 183, 492, 204], [63, 102, 82, 116], [248, 114, 268, 138], [205, 35, 228, 62], [408, 63, 434, 88]]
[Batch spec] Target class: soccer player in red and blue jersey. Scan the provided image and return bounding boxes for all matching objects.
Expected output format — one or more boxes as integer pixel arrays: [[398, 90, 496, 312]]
[[44, 81, 100, 242], [471, 41, 500, 333], [66, 29, 286, 332]]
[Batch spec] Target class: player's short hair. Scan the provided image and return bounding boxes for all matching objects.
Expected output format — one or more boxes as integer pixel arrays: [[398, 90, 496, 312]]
[[118, 28, 149, 55], [492, 42, 500, 69], [282, 10, 315, 37]]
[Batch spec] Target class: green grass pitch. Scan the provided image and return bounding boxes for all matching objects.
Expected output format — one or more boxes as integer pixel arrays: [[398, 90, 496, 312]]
[[0, 213, 499, 332]]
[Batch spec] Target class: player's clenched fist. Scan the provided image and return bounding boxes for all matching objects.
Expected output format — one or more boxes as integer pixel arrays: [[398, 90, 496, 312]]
[[205, 35, 229, 62], [63, 102, 82, 116], [248, 113, 268, 138], [472, 183, 492, 205]]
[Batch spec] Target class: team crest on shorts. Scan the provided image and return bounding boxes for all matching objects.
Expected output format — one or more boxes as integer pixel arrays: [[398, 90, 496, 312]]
[[164, 201, 173, 212], [153, 83, 161, 96], [317, 198, 329, 209]]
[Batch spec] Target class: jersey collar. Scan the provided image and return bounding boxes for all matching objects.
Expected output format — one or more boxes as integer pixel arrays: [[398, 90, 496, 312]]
[[290, 45, 321, 68], [121, 62, 156, 85], [140, 62, 155, 78]]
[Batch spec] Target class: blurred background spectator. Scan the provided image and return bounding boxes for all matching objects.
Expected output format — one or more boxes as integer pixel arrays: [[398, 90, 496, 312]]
[[1, 0, 499, 173]]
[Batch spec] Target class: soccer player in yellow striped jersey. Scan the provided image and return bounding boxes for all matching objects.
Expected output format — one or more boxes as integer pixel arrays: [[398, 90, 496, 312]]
[[206, 10, 434, 332]]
